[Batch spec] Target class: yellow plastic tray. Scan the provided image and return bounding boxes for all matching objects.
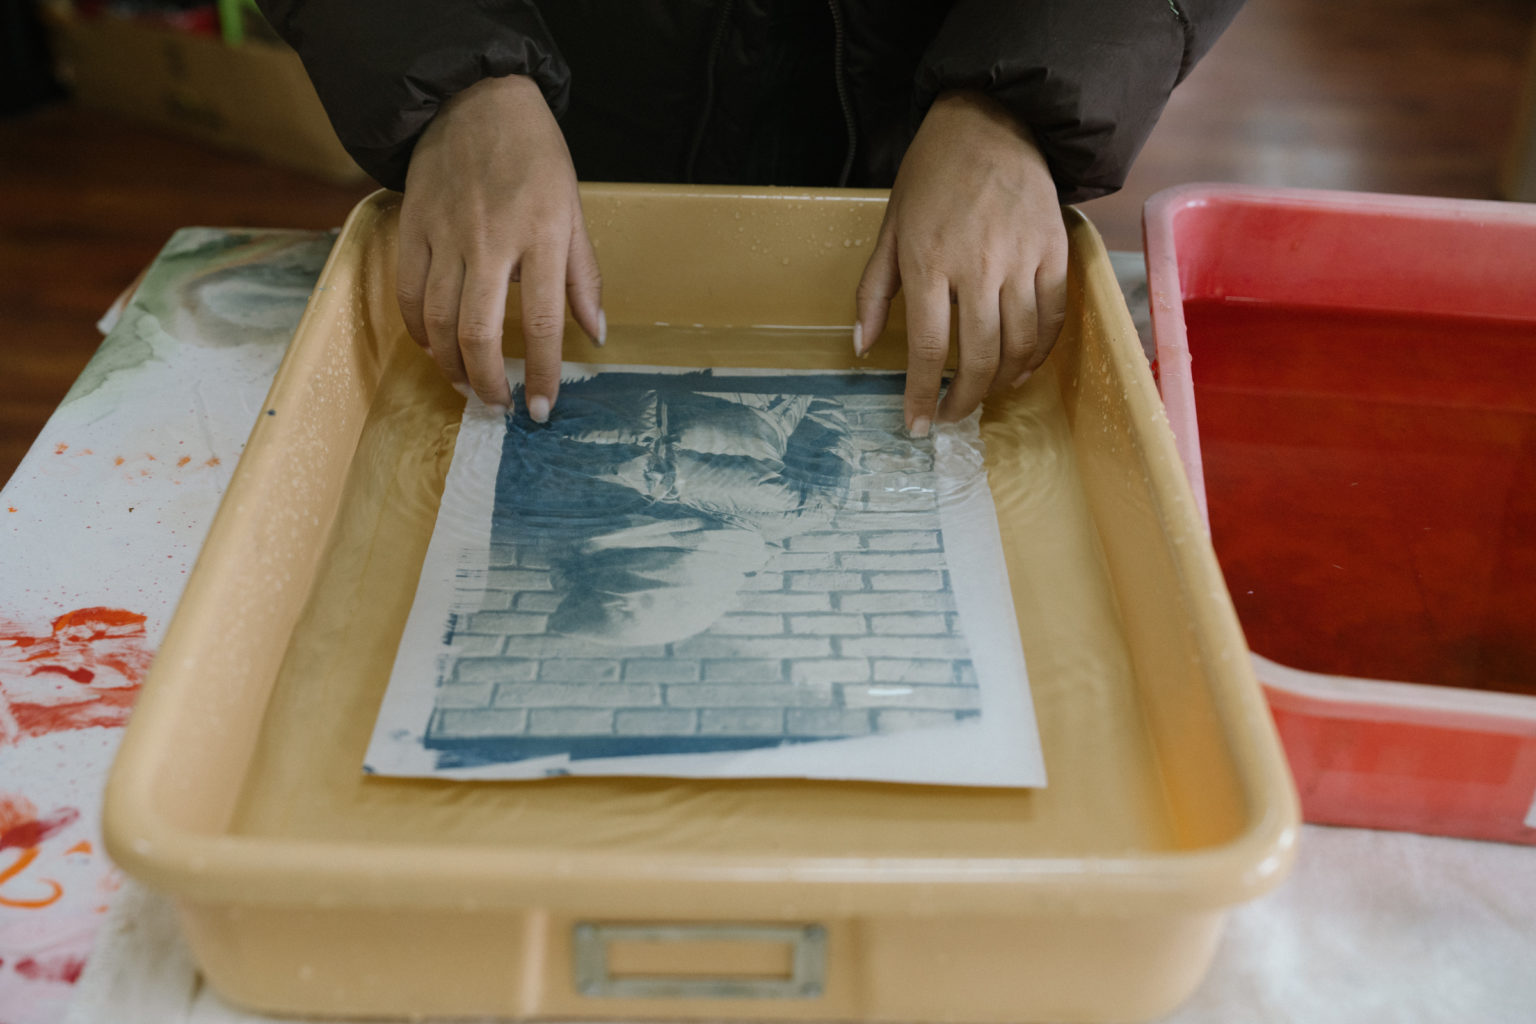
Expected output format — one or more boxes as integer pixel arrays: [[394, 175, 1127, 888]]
[[104, 187, 1298, 1022]]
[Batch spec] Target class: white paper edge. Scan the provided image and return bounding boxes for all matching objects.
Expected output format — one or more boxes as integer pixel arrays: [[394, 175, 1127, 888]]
[[366, 361, 1044, 787]]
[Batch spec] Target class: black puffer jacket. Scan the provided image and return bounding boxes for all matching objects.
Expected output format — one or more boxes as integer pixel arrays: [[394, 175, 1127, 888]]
[[258, 0, 1243, 202]]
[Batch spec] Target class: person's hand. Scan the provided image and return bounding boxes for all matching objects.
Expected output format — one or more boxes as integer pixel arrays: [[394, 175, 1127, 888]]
[[855, 90, 1067, 437], [398, 74, 604, 421]]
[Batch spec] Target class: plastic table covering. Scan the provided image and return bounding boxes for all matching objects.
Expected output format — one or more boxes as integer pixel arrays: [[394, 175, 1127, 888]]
[[0, 231, 1531, 1024]]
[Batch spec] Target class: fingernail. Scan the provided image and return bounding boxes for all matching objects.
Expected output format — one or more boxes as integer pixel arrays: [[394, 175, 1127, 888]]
[[528, 394, 551, 424], [910, 416, 931, 439], [1011, 370, 1033, 389], [596, 309, 608, 347], [852, 322, 864, 358], [451, 382, 474, 401]]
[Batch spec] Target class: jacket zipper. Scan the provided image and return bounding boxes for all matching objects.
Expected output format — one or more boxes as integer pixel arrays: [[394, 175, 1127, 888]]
[[684, 0, 737, 183], [686, 0, 858, 187], [827, 0, 858, 186]]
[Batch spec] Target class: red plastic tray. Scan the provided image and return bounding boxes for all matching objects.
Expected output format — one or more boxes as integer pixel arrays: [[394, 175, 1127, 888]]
[[1144, 184, 1536, 844]]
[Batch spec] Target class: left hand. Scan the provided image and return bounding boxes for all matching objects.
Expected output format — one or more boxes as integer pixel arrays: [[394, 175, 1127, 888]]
[[855, 90, 1068, 436]]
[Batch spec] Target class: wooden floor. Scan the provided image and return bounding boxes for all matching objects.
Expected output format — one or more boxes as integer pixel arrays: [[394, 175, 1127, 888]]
[[2, 0, 1533, 487]]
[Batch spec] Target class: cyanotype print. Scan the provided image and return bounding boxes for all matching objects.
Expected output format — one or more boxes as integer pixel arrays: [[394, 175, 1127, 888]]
[[367, 363, 1044, 786]]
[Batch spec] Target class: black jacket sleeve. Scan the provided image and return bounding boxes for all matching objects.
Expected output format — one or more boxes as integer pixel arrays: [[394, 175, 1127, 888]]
[[914, 0, 1244, 203], [257, 0, 569, 190]]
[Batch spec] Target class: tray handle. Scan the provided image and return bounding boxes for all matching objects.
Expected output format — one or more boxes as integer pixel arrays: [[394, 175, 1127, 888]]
[[572, 922, 827, 1000]]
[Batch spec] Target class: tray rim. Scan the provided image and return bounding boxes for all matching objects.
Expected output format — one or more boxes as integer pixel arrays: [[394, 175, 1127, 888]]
[[103, 185, 1299, 917]]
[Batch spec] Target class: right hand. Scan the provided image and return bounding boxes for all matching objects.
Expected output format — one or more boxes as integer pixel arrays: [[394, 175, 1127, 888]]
[[398, 74, 604, 422]]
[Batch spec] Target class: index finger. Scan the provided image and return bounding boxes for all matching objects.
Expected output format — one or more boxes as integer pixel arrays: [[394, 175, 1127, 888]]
[[518, 240, 567, 423], [900, 271, 951, 438]]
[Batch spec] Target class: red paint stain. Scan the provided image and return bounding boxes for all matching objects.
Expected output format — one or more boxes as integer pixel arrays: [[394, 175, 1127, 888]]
[[0, 802, 79, 852], [14, 954, 87, 985], [1, 607, 152, 744], [32, 664, 94, 684], [53, 443, 68, 455], [0, 792, 41, 836], [113, 456, 124, 467], [176, 456, 192, 468], [205, 456, 221, 467]]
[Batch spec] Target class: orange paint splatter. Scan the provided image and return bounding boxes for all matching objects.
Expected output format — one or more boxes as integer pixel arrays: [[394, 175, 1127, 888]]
[[144, 454, 156, 462], [176, 456, 192, 468], [0, 607, 152, 744], [6, 507, 15, 514], [66, 840, 93, 856], [80, 449, 93, 456], [205, 456, 221, 467], [0, 794, 79, 909], [0, 848, 64, 909], [113, 456, 125, 467], [54, 443, 68, 455]]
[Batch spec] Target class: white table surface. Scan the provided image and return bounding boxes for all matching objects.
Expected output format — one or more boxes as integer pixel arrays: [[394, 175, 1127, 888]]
[[0, 232, 1530, 1024]]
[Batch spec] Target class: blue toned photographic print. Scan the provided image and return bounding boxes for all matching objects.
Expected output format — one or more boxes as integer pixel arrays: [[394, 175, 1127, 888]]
[[367, 360, 1044, 787], [425, 370, 979, 769]]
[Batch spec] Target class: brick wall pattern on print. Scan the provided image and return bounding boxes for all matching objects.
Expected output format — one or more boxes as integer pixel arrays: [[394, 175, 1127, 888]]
[[424, 391, 982, 762]]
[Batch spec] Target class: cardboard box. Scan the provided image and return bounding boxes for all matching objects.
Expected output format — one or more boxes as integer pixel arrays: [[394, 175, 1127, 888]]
[[45, 9, 368, 185]]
